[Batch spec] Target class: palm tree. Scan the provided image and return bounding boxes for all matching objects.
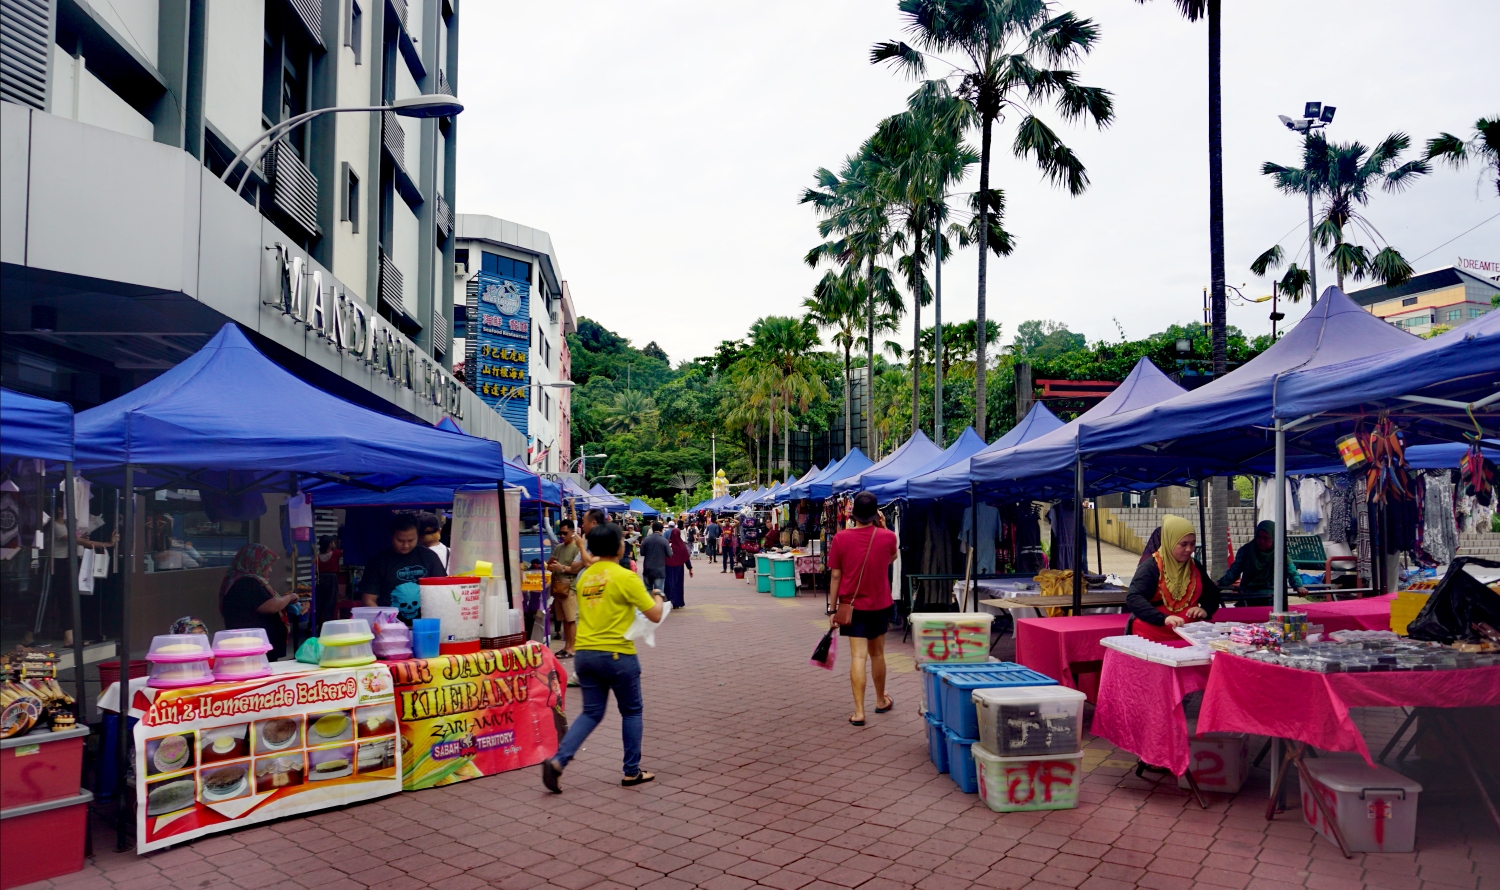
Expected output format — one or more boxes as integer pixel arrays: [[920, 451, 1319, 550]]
[[1426, 116, 1500, 198], [873, 0, 1113, 437], [804, 269, 863, 456], [599, 389, 659, 435], [1255, 132, 1429, 292], [748, 315, 828, 473]]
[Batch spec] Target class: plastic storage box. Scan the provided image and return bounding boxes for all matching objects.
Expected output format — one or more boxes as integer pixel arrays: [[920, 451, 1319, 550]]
[[910, 612, 994, 665], [770, 557, 795, 580], [920, 659, 1004, 722], [973, 685, 1085, 758], [940, 664, 1057, 740], [1, 725, 89, 809], [755, 555, 771, 592], [211, 628, 273, 681], [1176, 722, 1249, 794], [0, 789, 92, 889], [973, 746, 1083, 813], [943, 726, 980, 793], [771, 577, 796, 598], [146, 634, 215, 688], [319, 619, 376, 668], [924, 712, 948, 773], [1299, 757, 1422, 853]]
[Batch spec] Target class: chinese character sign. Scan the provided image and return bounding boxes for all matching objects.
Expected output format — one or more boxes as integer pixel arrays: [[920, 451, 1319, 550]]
[[473, 270, 531, 436]]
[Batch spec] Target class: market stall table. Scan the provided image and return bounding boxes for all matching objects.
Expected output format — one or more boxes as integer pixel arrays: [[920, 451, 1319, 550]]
[[1089, 646, 1213, 806]]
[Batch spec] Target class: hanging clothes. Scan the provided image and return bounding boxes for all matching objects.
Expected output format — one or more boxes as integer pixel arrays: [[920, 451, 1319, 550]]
[[1046, 502, 1087, 575], [1297, 477, 1328, 535], [1355, 478, 1372, 584], [1256, 479, 1299, 528], [961, 503, 1001, 574], [1327, 474, 1356, 545], [1421, 471, 1459, 565]]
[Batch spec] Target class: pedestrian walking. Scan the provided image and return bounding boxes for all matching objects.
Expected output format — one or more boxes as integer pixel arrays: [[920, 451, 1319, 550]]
[[639, 522, 669, 594], [542, 521, 665, 792], [720, 519, 738, 573], [705, 517, 721, 561], [663, 526, 692, 609], [826, 492, 899, 726]]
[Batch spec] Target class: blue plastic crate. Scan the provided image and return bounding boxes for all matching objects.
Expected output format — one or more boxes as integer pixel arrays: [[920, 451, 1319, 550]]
[[924, 712, 948, 773], [921, 661, 993, 724], [944, 726, 979, 793], [940, 664, 1057, 740]]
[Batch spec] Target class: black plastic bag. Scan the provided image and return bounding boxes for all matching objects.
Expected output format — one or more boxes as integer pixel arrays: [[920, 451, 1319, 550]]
[[810, 629, 837, 669], [1407, 557, 1500, 643]]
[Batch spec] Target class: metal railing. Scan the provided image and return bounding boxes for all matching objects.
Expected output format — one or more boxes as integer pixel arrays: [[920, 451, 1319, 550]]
[[434, 192, 452, 239], [263, 143, 319, 236], [382, 109, 406, 172], [378, 249, 405, 317]]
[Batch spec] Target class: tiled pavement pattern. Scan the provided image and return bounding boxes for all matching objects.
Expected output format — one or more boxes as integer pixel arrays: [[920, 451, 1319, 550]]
[[27, 560, 1498, 890]]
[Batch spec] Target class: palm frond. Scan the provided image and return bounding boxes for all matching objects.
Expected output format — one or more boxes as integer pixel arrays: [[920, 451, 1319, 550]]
[[1370, 247, 1415, 288], [1028, 12, 1101, 65], [1012, 114, 1089, 195], [1249, 245, 1284, 277], [870, 40, 926, 77]]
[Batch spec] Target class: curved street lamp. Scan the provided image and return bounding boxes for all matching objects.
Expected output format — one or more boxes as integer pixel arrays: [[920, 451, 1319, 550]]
[[221, 95, 465, 195]]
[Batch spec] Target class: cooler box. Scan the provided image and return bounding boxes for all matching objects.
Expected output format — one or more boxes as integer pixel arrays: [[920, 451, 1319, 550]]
[[1, 725, 89, 809], [973, 685, 1085, 757], [0, 789, 92, 889], [924, 712, 948, 773], [1300, 758, 1422, 854], [1176, 722, 1249, 794], [910, 612, 994, 665], [771, 577, 796, 598], [973, 746, 1083, 813], [939, 664, 1057, 740], [943, 726, 979, 793]]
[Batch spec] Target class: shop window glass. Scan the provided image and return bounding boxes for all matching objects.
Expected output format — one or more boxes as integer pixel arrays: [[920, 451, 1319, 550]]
[[1447, 309, 1462, 322], [143, 490, 250, 573], [480, 252, 531, 283], [1471, 307, 1487, 318]]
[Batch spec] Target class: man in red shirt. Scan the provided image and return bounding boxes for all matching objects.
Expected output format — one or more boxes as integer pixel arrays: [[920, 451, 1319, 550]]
[[826, 492, 899, 726]]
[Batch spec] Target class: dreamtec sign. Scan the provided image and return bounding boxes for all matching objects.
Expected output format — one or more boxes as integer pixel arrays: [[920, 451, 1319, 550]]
[[266, 243, 464, 419]]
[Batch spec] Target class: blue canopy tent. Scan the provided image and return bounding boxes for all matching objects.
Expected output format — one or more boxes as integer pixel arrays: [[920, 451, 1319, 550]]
[[832, 431, 942, 494], [435, 416, 465, 434], [0, 389, 87, 708], [867, 426, 990, 504], [587, 484, 628, 511], [627, 497, 660, 517], [755, 475, 800, 504], [780, 448, 871, 502], [560, 475, 595, 507], [906, 402, 1066, 502]]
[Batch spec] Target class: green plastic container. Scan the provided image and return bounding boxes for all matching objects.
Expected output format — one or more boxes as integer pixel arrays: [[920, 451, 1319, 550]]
[[770, 556, 795, 580], [771, 577, 796, 598], [755, 555, 771, 592], [972, 746, 1083, 812]]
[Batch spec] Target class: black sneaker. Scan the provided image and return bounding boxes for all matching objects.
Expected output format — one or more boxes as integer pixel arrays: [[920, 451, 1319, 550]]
[[541, 758, 563, 793]]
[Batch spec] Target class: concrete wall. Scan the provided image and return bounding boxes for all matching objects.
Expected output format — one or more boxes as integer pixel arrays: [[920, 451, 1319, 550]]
[[202, 0, 264, 154]]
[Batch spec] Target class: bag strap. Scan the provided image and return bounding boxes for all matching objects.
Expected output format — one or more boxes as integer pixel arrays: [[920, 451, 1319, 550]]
[[839, 529, 879, 607]]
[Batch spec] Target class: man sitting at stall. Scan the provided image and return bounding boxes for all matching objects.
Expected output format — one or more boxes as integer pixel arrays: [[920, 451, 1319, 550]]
[[1125, 515, 1221, 642], [1218, 520, 1306, 605], [359, 513, 447, 622]]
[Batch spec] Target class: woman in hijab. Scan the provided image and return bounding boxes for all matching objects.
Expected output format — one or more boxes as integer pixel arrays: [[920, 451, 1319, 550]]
[[663, 526, 693, 609], [219, 543, 298, 657], [1125, 515, 1221, 643], [1218, 520, 1305, 605]]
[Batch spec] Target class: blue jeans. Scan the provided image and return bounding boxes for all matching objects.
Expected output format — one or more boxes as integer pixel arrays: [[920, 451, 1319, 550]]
[[553, 650, 644, 776]]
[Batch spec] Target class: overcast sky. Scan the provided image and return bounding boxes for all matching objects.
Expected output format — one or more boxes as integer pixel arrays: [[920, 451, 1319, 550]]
[[457, 0, 1499, 365]]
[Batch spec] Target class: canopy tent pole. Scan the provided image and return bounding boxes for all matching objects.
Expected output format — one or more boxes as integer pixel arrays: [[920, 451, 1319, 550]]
[[1270, 422, 1287, 813], [116, 465, 134, 852], [1094, 501, 1104, 584], [65, 464, 85, 714], [497, 480, 515, 609], [540, 497, 549, 646], [1196, 477, 1208, 566], [1072, 458, 1084, 616], [963, 483, 976, 612]]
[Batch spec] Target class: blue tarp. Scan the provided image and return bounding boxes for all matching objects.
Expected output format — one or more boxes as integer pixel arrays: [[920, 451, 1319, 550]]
[[781, 448, 872, 501], [867, 426, 990, 503], [832, 431, 941, 494], [973, 358, 1186, 500], [0, 388, 74, 463], [906, 402, 1067, 501], [1273, 306, 1500, 447], [627, 497, 659, 517], [305, 458, 555, 508], [588, 484, 627, 510], [1078, 288, 1417, 484], [74, 324, 513, 489]]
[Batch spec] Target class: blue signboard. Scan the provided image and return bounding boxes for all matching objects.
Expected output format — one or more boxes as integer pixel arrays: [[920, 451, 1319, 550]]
[[472, 269, 531, 436]]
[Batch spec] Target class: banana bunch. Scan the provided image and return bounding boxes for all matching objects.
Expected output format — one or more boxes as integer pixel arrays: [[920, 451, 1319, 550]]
[[3, 678, 73, 707]]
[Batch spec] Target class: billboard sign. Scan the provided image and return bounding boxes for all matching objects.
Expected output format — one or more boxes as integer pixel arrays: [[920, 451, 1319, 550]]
[[472, 270, 531, 436]]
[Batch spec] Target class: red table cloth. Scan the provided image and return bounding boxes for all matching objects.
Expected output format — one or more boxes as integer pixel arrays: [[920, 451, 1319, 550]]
[[1198, 654, 1500, 764], [1294, 592, 1397, 632], [1089, 648, 1211, 775]]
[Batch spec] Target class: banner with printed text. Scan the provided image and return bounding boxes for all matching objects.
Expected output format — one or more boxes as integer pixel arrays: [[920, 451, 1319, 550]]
[[389, 642, 567, 790], [471, 269, 531, 436], [131, 665, 401, 854]]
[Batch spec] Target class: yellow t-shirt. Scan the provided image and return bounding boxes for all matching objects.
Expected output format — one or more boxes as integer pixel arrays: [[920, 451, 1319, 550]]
[[574, 560, 658, 655]]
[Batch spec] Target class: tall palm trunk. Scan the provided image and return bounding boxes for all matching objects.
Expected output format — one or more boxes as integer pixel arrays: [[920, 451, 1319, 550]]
[[843, 342, 852, 457], [911, 226, 923, 439], [767, 401, 775, 481], [933, 208, 943, 446], [783, 406, 790, 474], [1207, 0, 1226, 380], [865, 255, 876, 455], [974, 116, 993, 438]]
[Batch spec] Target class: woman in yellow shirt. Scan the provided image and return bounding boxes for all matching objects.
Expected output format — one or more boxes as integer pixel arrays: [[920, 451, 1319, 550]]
[[542, 522, 665, 792]]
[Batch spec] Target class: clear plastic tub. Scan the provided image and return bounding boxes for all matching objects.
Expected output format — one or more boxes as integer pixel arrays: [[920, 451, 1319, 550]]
[[909, 613, 994, 665], [147, 658, 215, 689], [1300, 757, 1422, 853], [213, 652, 271, 681], [973, 685, 1086, 757], [939, 665, 1057, 739], [1176, 722, 1249, 794], [973, 746, 1083, 812], [146, 634, 213, 663], [211, 628, 271, 655], [319, 619, 376, 668]]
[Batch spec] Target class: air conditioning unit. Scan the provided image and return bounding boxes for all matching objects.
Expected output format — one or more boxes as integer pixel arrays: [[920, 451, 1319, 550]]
[[454, 263, 466, 277]]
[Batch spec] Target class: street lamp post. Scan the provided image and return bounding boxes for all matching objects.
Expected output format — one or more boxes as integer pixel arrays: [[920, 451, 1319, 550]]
[[221, 95, 464, 195], [569, 452, 605, 477], [1279, 101, 1336, 304]]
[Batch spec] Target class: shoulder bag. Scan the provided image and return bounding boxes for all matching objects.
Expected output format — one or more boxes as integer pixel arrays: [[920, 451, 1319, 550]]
[[833, 529, 878, 627]]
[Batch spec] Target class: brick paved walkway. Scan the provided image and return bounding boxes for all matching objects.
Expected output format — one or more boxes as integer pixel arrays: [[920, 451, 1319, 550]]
[[29, 560, 1498, 890]]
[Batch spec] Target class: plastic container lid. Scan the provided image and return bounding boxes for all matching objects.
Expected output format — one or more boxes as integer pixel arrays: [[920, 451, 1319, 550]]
[[1299, 757, 1422, 794], [146, 634, 214, 663], [211, 628, 272, 657], [419, 576, 480, 585], [940, 665, 1056, 690], [972, 685, 1084, 706], [910, 612, 996, 626], [213, 652, 272, 681], [148, 659, 215, 688], [319, 619, 374, 646]]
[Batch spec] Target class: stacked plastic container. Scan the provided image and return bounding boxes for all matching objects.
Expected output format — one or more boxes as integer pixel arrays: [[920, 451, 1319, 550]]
[[318, 619, 376, 668], [210, 629, 273, 682], [146, 634, 215, 688], [909, 613, 995, 667], [971, 683, 1087, 812], [919, 661, 1055, 794], [354, 607, 412, 661]]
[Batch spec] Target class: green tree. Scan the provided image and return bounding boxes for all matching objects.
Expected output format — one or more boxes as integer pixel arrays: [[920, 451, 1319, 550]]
[[873, 0, 1114, 437], [1011, 319, 1084, 359], [1254, 132, 1430, 292], [598, 389, 659, 436], [1426, 116, 1500, 197], [746, 316, 828, 472]]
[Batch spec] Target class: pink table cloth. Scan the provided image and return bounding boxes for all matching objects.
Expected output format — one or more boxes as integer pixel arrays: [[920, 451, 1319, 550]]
[[1090, 647, 1211, 775], [1015, 606, 1271, 701], [1293, 593, 1397, 632], [1198, 654, 1500, 764]]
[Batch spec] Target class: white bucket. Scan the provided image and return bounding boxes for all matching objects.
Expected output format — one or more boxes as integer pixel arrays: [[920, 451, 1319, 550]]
[[418, 576, 483, 643]]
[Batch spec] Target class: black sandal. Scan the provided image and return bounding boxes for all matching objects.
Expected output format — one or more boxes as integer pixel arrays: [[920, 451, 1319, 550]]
[[849, 717, 865, 726], [621, 770, 655, 786], [541, 759, 563, 793], [875, 697, 895, 714]]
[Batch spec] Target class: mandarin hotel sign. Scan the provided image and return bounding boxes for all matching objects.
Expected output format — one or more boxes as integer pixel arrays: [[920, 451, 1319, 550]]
[[268, 243, 464, 419]]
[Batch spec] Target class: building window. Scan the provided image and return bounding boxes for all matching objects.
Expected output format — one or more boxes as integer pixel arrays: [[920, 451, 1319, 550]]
[[1447, 309, 1462, 322], [480, 252, 531, 282], [1401, 297, 1418, 306], [341, 163, 360, 232], [452, 304, 466, 339], [1472, 307, 1488, 318], [144, 490, 250, 573], [263, 6, 313, 159], [347, 1, 363, 64], [455, 248, 469, 272]]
